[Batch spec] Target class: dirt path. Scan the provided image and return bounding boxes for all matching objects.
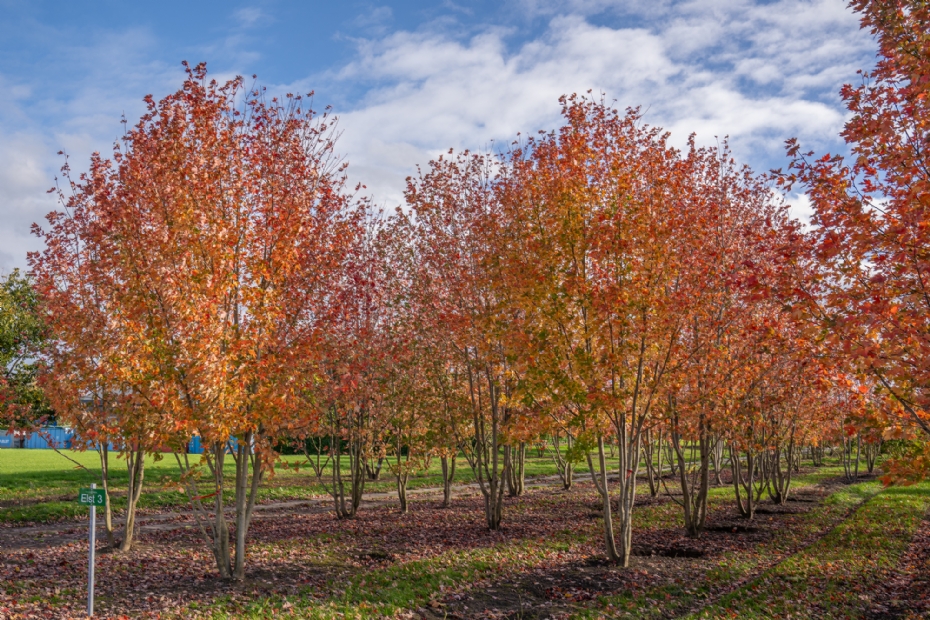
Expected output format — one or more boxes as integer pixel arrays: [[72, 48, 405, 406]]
[[0, 472, 580, 551], [0, 464, 768, 553]]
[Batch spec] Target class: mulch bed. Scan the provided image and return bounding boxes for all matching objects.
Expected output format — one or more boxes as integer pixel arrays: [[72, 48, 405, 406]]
[[0, 472, 866, 619]]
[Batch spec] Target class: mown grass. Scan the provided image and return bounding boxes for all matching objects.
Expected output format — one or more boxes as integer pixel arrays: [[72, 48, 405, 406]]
[[688, 480, 930, 619], [0, 446, 596, 523], [0, 444, 865, 528]]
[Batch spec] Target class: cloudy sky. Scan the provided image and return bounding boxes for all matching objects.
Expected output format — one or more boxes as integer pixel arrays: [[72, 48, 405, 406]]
[[0, 0, 876, 272]]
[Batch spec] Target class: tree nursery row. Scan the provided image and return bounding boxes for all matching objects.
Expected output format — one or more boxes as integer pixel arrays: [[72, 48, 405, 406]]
[[2, 0, 929, 589]]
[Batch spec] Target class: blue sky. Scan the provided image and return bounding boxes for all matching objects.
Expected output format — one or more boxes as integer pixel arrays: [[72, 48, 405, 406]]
[[0, 0, 876, 271]]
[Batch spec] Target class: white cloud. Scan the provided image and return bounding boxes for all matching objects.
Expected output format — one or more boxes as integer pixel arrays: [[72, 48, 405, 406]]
[[329, 0, 874, 209], [0, 0, 877, 270], [234, 7, 266, 28], [0, 131, 57, 273], [787, 192, 814, 226]]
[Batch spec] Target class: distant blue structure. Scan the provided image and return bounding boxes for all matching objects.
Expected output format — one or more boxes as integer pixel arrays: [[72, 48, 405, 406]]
[[0, 427, 238, 455], [0, 427, 75, 449], [185, 436, 240, 454]]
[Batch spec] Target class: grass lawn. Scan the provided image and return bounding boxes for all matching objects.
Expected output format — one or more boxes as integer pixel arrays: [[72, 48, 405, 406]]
[[0, 445, 596, 524], [688, 480, 930, 619], [1, 450, 927, 619]]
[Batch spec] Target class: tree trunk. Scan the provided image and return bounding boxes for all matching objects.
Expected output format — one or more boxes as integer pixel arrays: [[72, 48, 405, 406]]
[[210, 443, 232, 579], [768, 436, 795, 505], [396, 471, 409, 513], [232, 432, 262, 580], [710, 437, 724, 486], [552, 431, 574, 490], [461, 358, 507, 531], [672, 418, 711, 537], [395, 437, 410, 514], [366, 457, 384, 481], [97, 443, 116, 549], [642, 432, 658, 498], [591, 435, 619, 562], [505, 443, 526, 497], [731, 446, 756, 519], [440, 454, 456, 507], [811, 444, 824, 467], [331, 432, 366, 519], [663, 433, 678, 477], [854, 433, 861, 480], [119, 447, 145, 552], [864, 439, 881, 473], [842, 434, 860, 482]]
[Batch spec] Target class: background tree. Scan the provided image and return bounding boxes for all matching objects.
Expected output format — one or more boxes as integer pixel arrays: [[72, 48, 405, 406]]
[[0, 270, 50, 429], [406, 150, 514, 530], [780, 0, 930, 481]]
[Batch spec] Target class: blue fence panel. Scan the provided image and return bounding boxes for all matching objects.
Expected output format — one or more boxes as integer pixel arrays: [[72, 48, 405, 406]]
[[185, 436, 239, 454], [0, 428, 235, 454], [23, 428, 75, 449]]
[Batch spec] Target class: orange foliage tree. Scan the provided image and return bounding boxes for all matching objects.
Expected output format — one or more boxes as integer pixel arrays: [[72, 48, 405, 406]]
[[780, 0, 930, 480], [34, 63, 360, 579]]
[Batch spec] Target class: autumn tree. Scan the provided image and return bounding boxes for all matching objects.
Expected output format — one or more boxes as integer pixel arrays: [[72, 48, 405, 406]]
[[31, 160, 164, 552], [498, 97, 718, 564], [406, 150, 516, 530], [0, 270, 51, 428], [36, 63, 359, 579], [780, 0, 930, 480]]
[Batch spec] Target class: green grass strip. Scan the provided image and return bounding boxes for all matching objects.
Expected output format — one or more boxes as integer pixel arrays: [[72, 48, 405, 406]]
[[688, 481, 930, 619]]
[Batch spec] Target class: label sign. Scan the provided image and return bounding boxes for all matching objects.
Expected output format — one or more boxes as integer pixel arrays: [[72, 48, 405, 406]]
[[78, 488, 106, 506]]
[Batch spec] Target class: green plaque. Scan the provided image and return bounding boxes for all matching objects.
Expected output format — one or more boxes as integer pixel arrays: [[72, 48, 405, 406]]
[[78, 488, 106, 506]]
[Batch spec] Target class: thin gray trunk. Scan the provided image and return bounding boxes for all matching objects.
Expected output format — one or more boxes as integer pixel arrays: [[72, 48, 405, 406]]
[[119, 447, 145, 552], [440, 455, 456, 507]]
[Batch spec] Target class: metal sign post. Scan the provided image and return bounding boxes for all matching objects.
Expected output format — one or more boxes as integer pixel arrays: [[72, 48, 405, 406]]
[[78, 484, 105, 617]]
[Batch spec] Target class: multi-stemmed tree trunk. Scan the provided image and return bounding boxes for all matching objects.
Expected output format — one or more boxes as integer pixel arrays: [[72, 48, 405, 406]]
[[841, 433, 862, 482], [301, 436, 333, 482], [392, 433, 414, 514], [669, 416, 712, 537], [811, 444, 825, 467], [97, 443, 116, 548], [710, 437, 726, 486], [662, 436, 679, 478], [366, 457, 385, 481], [440, 454, 457, 507], [461, 357, 508, 530], [731, 446, 759, 519], [864, 439, 882, 474], [504, 443, 526, 497], [768, 438, 795, 505], [176, 433, 264, 580], [330, 429, 367, 519], [642, 428, 664, 497], [395, 464, 410, 513], [119, 444, 145, 552], [588, 435, 623, 563], [551, 430, 574, 490]]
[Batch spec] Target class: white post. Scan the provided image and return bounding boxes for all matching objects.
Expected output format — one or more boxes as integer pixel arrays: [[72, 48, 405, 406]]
[[88, 483, 95, 617]]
